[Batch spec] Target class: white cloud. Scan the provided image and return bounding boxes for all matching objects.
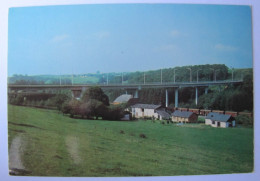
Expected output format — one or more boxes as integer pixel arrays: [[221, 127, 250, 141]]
[[95, 31, 110, 39], [214, 43, 237, 52], [51, 34, 69, 43], [170, 30, 180, 37]]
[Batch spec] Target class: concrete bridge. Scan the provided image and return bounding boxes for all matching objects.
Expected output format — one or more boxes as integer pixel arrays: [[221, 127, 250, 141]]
[[8, 80, 243, 108]]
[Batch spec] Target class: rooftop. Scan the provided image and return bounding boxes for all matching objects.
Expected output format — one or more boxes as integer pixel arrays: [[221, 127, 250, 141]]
[[205, 112, 232, 122], [172, 110, 195, 118], [113, 94, 133, 103], [156, 109, 171, 119]]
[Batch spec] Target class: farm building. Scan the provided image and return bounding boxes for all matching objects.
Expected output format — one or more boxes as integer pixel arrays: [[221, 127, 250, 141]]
[[131, 104, 162, 119], [171, 110, 198, 123], [155, 108, 171, 120], [205, 112, 235, 128]]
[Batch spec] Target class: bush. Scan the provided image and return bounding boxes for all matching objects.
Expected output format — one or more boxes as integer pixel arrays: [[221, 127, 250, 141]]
[[139, 133, 147, 138], [197, 117, 205, 123], [236, 115, 253, 126], [9, 95, 24, 105], [103, 105, 124, 121]]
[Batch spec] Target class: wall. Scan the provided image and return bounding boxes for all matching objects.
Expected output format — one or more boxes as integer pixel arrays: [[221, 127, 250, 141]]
[[132, 107, 157, 119]]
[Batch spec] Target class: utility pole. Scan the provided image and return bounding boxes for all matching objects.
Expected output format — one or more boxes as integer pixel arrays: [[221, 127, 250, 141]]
[[187, 68, 192, 82], [161, 69, 162, 84], [71, 74, 74, 85], [144, 72, 146, 84], [215, 70, 219, 82], [122, 73, 123, 85], [107, 74, 108, 85], [231, 67, 234, 81], [210, 68, 219, 82], [174, 68, 177, 83], [197, 69, 202, 83]]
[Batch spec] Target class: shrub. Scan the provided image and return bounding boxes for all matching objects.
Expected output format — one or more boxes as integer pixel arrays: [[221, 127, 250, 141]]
[[236, 115, 253, 126], [103, 105, 124, 121], [139, 133, 147, 138]]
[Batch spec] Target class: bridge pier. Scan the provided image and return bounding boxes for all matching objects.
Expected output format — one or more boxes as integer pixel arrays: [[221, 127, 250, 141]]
[[205, 87, 208, 94], [134, 90, 139, 98], [175, 88, 178, 108], [165, 89, 168, 107]]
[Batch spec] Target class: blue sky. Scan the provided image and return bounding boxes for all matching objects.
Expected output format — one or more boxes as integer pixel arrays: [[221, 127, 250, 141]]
[[8, 4, 253, 75]]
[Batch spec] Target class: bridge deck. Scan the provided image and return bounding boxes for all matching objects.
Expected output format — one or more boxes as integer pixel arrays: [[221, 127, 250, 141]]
[[8, 80, 243, 90]]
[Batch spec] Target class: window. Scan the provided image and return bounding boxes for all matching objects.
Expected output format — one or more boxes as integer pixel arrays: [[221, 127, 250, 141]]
[[212, 120, 215, 124], [142, 108, 144, 112]]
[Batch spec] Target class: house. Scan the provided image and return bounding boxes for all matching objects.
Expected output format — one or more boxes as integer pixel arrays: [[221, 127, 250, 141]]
[[131, 104, 162, 119], [205, 112, 235, 128], [155, 108, 171, 120], [171, 110, 198, 123]]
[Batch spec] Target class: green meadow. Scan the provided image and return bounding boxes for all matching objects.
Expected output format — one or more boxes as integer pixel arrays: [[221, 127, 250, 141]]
[[8, 105, 253, 176]]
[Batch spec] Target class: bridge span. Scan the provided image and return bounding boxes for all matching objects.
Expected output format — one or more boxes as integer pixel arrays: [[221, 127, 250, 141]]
[[8, 80, 243, 108]]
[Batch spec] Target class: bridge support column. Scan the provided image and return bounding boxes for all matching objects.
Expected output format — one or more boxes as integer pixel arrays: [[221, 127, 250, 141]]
[[125, 90, 128, 95], [134, 90, 139, 98], [165, 89, 168, 107], [175, 88, 178, 108], [195, 87, 198, 106], [205, 87, 208, 94]]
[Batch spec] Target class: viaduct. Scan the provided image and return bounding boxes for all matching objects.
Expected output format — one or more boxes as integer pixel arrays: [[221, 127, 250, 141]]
[[8, 80, 243, 108]]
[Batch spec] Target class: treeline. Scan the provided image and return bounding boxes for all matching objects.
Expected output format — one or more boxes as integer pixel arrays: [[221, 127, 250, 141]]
[[8, 87, 125, 121], [8, 92, 71, 110], [9, 64, 247, 85], [102, 64, 244, 84], [9, 74, 72, 85]]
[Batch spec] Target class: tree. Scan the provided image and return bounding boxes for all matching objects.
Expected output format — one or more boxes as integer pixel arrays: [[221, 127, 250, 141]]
[[81, 86, 109, 106], [53, 94, 70, 111], [66, 99, 81, 117]]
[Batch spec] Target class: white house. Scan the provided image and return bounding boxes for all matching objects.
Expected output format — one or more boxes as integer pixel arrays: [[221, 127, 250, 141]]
[[131, 104, 161, 119], [131, 104, 171, 120], [205, 112, 235, 128]]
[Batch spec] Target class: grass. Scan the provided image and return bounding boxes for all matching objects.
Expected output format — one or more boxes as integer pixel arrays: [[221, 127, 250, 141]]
[[8, 105, 253, 176]]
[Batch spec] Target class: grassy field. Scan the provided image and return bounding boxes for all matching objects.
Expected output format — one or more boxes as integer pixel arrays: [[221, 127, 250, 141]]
[[8, 105, 253, 176]]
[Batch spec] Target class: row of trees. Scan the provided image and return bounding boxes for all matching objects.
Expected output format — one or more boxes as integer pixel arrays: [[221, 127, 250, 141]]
[[8, 92, 71, 110], [100, 64, 238, 84], [8, 87, 126, 120]]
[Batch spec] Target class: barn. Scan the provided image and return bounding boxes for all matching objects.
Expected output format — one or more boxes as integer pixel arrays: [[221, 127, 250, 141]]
[[131, 104, 162, 119], [155, 108, 171, 120], [205, 112, 235, 128], [171, 110, 198, 123]]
